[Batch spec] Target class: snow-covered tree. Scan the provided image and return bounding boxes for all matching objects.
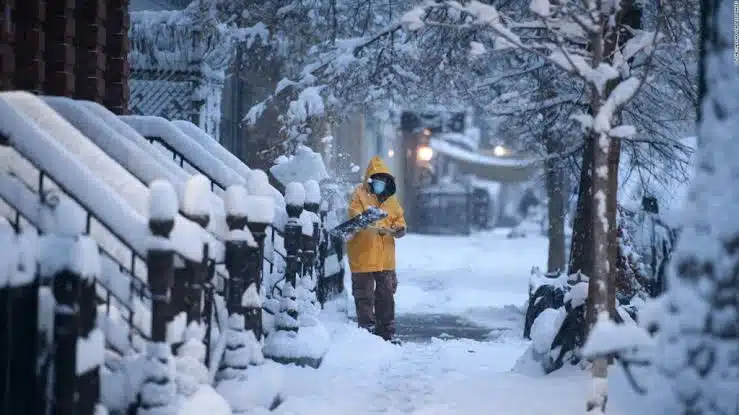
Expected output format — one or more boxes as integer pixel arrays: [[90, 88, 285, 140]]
[[401, 2, 661, 408], [651, 0, 739, 412]]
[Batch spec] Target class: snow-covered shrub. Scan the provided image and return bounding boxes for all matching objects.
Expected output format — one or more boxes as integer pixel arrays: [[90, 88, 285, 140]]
[[174, 323, 209, 398], [215, 362, 284, 413], [216, 315, 264, 383], [138, 343, 179, 414], [617, 204, 677, 298], [215, 316, 283, 413], [528, 274, 589, 374], [523, 267, 567, 339]]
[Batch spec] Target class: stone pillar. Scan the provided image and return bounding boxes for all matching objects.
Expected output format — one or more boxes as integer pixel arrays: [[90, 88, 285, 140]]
[[74, 0, 106, 102], [0, 0, 15, 90], [13, 0, 45, 92], [104, 0, 129, 113], [44, 0, 76, 96]]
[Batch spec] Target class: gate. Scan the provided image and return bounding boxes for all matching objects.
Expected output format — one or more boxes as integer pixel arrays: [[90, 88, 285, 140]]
[[415, 189, 471, 235], [470, 187, 491, 229]]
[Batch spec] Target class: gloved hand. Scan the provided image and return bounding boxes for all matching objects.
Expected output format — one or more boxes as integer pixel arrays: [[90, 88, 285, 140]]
[[392, 226, 406, 238], [369, 226, 389, 236]]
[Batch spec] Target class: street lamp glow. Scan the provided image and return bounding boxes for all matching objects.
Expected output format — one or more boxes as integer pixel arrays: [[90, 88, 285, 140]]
[[493, 145, 507, 157], [388, 149, 395, 158], [422, 128, 432, 136], [417, 145, 433, 161]]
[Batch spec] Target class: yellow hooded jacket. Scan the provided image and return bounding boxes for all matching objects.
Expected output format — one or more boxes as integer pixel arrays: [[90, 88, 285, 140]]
[[346, 156, 407, 273]]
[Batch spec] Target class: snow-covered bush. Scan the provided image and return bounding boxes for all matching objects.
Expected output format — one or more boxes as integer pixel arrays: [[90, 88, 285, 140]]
[[215, 315, 283, 413], [525, 267, 645, 374]]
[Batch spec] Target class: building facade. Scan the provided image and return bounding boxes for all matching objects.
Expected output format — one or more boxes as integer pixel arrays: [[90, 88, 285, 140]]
[[0, 0, 131, 113]]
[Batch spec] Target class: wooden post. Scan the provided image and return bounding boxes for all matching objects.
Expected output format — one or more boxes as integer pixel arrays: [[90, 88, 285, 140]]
[[0, 223, 40, 415], [76, 237, 103, 415], [316, 203, 329, 305], [278, 182, 305, 333], [146, 183, 175, 344], [243, 224, 263, 338], [139, 180, 178, 413], [52, 266, 81, 415], [300, 194, 321, 312], [224, 186, 249, 318], [181, 175, 211, 326]]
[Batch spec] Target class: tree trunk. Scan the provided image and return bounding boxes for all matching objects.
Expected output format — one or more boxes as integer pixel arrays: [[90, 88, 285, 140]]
[[605, 136, 621, 317], [585, 24, 609, 413], [603, 0, 641, 318], [568, 138, 595, 277], [546, 134, 567, 273]]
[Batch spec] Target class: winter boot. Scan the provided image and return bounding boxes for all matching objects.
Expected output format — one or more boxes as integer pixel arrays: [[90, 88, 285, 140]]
[[360, 324, 376, 335]]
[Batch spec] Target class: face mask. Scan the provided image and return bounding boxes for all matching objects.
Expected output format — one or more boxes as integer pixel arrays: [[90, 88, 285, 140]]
[[371, 180, 386, 194]]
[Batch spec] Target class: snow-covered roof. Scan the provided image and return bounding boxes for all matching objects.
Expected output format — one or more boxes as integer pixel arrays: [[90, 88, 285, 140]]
[[436, 131, 479, 151], [429, 139, 540, 183]]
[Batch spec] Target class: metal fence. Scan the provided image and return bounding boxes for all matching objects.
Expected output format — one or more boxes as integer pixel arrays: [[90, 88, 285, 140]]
[[413, 186, 493, 236]]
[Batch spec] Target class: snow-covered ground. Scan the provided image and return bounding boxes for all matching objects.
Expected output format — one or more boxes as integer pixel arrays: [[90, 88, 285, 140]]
[[265, 229, 635, 414]]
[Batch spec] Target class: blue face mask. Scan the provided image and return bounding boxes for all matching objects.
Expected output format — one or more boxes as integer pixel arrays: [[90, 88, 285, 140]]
[[371, 180, 386, 194]]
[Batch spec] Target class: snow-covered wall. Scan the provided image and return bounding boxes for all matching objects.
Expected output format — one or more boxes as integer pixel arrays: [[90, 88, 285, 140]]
[[128, 3, 242, 140]]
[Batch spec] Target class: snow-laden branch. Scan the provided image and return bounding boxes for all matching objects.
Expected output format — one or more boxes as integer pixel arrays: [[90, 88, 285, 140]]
[[403, 0, 660, 99], [129, 3, 268, 73], [243, 21, 404, 129], [489, 93, 584, 116]]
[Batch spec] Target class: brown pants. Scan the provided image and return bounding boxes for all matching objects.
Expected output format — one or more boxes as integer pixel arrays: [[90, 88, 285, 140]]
[[351, 271, 397, 340]]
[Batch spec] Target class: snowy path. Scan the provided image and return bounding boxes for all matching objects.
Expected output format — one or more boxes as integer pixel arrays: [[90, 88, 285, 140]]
[[272, 230, 629, 414]]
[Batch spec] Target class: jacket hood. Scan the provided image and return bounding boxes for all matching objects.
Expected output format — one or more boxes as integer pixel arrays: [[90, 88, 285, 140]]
[[364, 156, 392, 180], [364, 156, 396, 199]]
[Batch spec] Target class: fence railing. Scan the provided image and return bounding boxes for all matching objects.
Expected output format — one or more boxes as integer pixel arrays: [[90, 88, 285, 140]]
[[0, 93, 347, 414]]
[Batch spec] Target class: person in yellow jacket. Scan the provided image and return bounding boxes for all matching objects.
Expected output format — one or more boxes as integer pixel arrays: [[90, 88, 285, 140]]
[[346, 156, 406, 342]]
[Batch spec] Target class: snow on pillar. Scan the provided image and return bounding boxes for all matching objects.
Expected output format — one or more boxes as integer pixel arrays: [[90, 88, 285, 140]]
[[280, 182, 305, 333], [146, 179, 176, 343], [218, 184, 264, 386], [140, 179, 178, 414], [298, 180, 321, 318], [178, 175, 211, 326], [264, 182, 329, 368], [316, 198, 330, 304], [223, 184, 254, 319], [44, 198, 104, 415]]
